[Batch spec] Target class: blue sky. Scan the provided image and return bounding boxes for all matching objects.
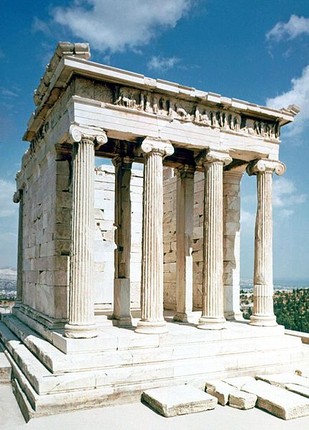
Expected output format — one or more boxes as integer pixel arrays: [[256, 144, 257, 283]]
[[0, 0, 308, 282]]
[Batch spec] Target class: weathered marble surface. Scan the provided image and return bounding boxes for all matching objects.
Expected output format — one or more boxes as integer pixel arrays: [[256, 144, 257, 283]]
[[142, 385, 217, 417], [256, 373, 309, 398], [205, 379, 257, 409], [241, 379, 309, 420]]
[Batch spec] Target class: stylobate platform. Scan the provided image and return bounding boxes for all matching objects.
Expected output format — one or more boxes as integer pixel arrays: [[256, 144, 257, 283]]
[[1, 312, 309, 421]]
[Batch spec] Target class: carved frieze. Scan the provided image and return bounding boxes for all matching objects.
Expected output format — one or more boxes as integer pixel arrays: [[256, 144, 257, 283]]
[[112, 85, 280, 141], [29, 78, 281, 154]]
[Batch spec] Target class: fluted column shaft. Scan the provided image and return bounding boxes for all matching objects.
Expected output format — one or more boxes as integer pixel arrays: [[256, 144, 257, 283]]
[[174, 165, 195, 322], [113, 156, 132, 326], [136, 138, 174, 334], [247, 159, 285, 326], [65, 125, 107, 339], [13, 189, 23, 306], [197, 150, 232, 329]]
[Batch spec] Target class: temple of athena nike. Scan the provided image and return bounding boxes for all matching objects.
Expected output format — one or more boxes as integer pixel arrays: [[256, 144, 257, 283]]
[[0, 43, 308, 420]]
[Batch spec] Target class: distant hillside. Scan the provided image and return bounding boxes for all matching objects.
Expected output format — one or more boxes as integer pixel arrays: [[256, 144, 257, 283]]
[[0, 267, 17, 279], [0, 267, 17, 296]]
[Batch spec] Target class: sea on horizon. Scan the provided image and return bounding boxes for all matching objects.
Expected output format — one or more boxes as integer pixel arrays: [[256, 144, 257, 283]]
[[240, 279, 309, 290]]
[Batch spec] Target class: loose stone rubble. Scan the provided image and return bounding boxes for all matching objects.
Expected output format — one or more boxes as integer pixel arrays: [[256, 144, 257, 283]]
[[142, 385, 217, 417], [228, 390, 257, 410], [242, 379, 309, 420], [141, 372, 309, 419], [205, 379, 257, 409], [256, 373, 309, 399]]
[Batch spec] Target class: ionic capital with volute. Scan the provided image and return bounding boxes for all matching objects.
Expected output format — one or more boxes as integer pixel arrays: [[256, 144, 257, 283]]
[[141, 137, 174, 159], [69, 124, 108, 149], [13, 190, 23, 204], [247, 159, 286, 176], [195, 149, 232, 167]]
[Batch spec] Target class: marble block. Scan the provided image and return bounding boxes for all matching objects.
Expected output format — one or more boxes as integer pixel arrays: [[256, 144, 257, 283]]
[[142, 385, 217, 417], [205, 380, 230, 405], [242, 379, 309, 420], [206, 379, 256, 409], [228, 391, 257, 410], [256, 373, 309, 399]]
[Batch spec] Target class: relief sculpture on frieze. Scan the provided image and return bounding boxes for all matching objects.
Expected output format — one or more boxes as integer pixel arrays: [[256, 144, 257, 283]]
[[112, 85, 280, 140]]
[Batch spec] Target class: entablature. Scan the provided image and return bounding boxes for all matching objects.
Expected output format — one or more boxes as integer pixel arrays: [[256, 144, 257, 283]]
[[24, 42, 299, 150]]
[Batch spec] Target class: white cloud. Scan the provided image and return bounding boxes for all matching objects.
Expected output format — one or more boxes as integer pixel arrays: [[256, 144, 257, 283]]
[[0, 179, 16, 218], [240, 209, 255, 232], [279, 208, 294, 219], [0, 88, 18, 98], [32, 17, 53, 37], [273, 177, 307, 217], [52, 0, 192, 53], [240, 177, 306, 226], [147, 56, 180, 72], [266, 15, 309, 41], [266, 65, 309, 136]]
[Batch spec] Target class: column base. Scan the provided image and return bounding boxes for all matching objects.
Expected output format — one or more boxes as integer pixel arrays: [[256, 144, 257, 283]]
[[64, 323, 98, 339], [224, 311, 244, 321], [135, 320, 168, 334], [173, 312, 196, 323], [249, 315, 277, 327], [112, 316, 133, 327], [113, 278, 132, 327], [197, 316, 226, 330], [12, 300, 22, 309]]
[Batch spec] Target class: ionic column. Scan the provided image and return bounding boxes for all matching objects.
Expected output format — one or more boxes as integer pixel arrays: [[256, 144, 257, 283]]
[[113, 156, 133, 326], [197, 150, 232, 330], [13, 189, 24, 307], [247, 159, 285, 326], [223, 168, 244, 320], [65, 125, 107, 339], [173, 165, 195, 323], [136, 137, 174, 334]]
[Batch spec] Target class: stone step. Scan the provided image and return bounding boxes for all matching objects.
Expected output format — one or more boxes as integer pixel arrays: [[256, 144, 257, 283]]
[[5, 334, 308, 399], [2, 317, 309, 390], [2, 315, 309, 419], [2, 319, 307, 397], [0, 342, 11, 383], [11, 371, 141, 422], [11, 361, 182, 422], [240, 379, 309, 420], [2, 316, 306, 375]]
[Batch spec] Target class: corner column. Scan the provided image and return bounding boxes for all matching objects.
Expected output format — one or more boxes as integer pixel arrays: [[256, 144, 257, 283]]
[[13, 189, 24, 307], [173, 165, 195, 323], [65, 125, 107, 339], [247, 159, 285, 326], [223, 168, 244, 320], [113, 156, 133, 326], [197, 150, 232, 330], [136, 137, 174, 334]]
